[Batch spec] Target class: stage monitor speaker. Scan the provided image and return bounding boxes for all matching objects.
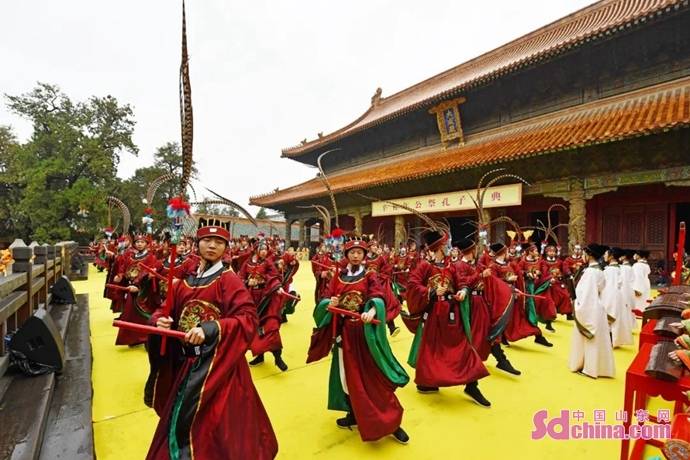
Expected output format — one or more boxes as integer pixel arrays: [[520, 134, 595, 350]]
[[9, 308, 65, 375], [51, 275, 76, 304]]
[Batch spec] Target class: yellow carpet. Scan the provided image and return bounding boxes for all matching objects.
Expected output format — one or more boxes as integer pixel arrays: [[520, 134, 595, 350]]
[[73, 265, 670, 459]]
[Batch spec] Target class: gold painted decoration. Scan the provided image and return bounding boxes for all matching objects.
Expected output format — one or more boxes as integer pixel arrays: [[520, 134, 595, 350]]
[[248, 274, 266, 286], [126, 265, 141, 281], [339, 291, 364, 312], [428, 97, 466, 147], [178, 299, 221, 332], [428, 274, 452, 291]]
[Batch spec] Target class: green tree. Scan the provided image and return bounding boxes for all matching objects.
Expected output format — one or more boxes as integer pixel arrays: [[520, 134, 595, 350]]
[[0, 125, 22, 237], [3, 83, 138, 243], [115, 142, 199, 233], [194, 196, 239, 217], [256, 207, 268, 219]]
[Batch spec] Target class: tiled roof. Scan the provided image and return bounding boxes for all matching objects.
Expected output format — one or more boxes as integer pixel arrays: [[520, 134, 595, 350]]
[[282, 0, 688, 157], [252, 76, 690, 207]]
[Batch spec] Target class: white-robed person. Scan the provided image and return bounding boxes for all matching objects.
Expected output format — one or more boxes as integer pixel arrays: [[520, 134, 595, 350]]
[[631, 249, 651, 312], [603, 247, 634, 348], [619, 249, 638, 331], [568, 243, 616, 379]]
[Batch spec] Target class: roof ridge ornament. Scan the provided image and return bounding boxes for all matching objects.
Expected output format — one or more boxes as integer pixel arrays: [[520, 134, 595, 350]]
[[371, 87, 383, 107]]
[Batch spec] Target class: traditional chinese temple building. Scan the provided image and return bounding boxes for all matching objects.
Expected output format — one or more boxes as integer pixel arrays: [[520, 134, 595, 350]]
[[193, 214, 319, 243], [250, 0, 690, 267]]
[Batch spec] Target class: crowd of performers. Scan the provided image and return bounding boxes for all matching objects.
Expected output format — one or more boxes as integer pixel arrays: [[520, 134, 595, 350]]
[[93, 221, 659, 458]]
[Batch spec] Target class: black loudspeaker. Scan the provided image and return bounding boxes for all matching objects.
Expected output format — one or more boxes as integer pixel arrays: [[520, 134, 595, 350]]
[[51, 275, 76, 304], [9, 309, 65, 375]]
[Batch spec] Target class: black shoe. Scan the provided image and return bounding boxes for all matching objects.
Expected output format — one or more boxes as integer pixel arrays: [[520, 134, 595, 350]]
[[274, 356, 288, 372], [272, 350, 288, 371], [336, 413, 357, 429], [545, 322, 555, 332], [391, 427, 409, 445], [249, 354, 264, 366], [534, 335, 553, 347], [490, 344, 521, 375], [464, 383, 491, 407], [496, 359, 521, 376], [566, 313, 574, 321], [501, 336, 509, 346], [416, 385, 439, 394]]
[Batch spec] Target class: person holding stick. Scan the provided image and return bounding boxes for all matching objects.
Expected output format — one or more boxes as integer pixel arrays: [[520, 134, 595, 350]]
[[365, 238, 402, 337], [406, 229, 491, 406], [115, 233, 162, 346], [240, 241, 289, 371], [307, 235, 410, 445], [145, 225, 278, 459]]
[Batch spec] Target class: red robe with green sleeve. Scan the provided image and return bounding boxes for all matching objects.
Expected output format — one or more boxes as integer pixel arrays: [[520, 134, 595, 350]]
[[307, 267, 409, 442], [452, 259, 493, 360], [489, 258, 541, 341], [146, 267, 278, 460], [365, 253, 402, 322], [519, 256, 557, 322], [115, 250, 162, 346], [406, 260, 489, 386], [542, 257, 573, 314]]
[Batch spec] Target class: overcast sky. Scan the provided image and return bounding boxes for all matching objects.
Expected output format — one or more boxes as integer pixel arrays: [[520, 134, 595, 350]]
[[1, 0, 594, 213]]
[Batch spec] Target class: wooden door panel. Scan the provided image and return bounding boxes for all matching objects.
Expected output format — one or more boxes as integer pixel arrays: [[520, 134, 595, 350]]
[[602, 210, 621, 245], [621, 211, 644, 245], [599, 204, 667, 261]]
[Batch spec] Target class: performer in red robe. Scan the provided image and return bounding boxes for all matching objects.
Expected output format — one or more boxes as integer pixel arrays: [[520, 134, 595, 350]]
[[307, 236, 410, 444], [405, 230, 491, 406], [488, 243, 553, 347], [519, 243, 557, 331], [542, 244, 573, 318], [230, 236, 252, 272], [277, 247, 300, 322], [240, 242, 288, 371], [563, 244, 585, 313], [93, 235, 111, 272], [391, 247, 411, 301], [365, 239, 401, 336], [454, 239, 521, 376], [407, 241, 420, 271], [452, 239, 491, 360], [115, 234, 162, 346], [311, 243, 336, 304], [105, 235, 132, 313], [448, 246, 460, 264], [159, 237, 199, 280], [146, 225, 278, 460]]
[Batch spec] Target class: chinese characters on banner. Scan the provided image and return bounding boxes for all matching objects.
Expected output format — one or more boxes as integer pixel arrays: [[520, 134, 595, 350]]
[[371, 183, 523, 217]]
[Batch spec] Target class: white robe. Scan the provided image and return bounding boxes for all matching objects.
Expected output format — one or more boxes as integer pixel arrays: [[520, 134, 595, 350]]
[[568, 264, 616, 378], [619, 263, 638, 331], [602, 264, 634, 347], [631, 260, 651, 310]]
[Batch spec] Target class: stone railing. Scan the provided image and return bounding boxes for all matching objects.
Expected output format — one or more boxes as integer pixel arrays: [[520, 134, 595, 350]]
[[0, 242, 65, 377]]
